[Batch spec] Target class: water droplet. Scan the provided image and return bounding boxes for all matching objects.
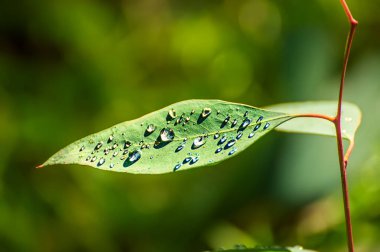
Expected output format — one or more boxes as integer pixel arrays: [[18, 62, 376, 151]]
[[168, 109, 176, 119], [253, 123, 262, 131], [98, 158, 105, 166], [173, 163, 182, 171], [248, 132, 255, 138], [231, 119, 237, 127], [224, 116, 230, 123], [192, 136, 206, 149], [175, 118, 181, 125], [263, 122, 270, 130], [112, 143, 118, 150], [183, 138, 188, 142], [244, 111, 248, 117], [123, 149, 129, 155], [214, 133, 220, 139], [95, 142, 103, 150], [228, 147, 237, 155], [86, 156, 91, 161], [176, 144, 184, 152], [124, 141, 131, 149], [257, 116, 264, 123], [120, 155, 126, 160], [160, 128, 175, 142], [240, 118, 251, 129], [190, 156, 199, 165], [108, 135, 113, 143], [91, 156, 97, 162], [215, 147, 223, 154], [79, 146, 85, 152], [104, 148, 110, 155], [190, 109, 195, 115], [185, 117, 190, 122], [218, 134, 227, 145], [146, 124, 156, 133], [236, 132, 243, 140], [183, 157, 192, 164], [201, 108, 212, 118], [150, 156, 154, 159], [217, 110, 221, 115], [129, 150, 142, 163], [225, 139, 236, 148], [109, 163, 114, 168], [113, 151, 119, 157]]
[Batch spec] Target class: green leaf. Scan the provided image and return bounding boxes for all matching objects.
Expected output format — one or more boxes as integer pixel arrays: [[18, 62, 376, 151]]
[[265, 101, 361, 142], [207, 245, 316, 252], [39, 100, 291, 174]]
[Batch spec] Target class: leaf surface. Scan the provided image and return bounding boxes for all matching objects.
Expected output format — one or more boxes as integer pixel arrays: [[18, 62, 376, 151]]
[[40, 100, 291, 174], [208, 246, 316, 252], [266, 101, 361, 142]]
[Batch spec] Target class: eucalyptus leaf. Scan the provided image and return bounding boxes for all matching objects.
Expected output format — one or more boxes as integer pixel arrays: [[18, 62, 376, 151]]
[[266, 101, 361, 142], [39, 100, 291, 174]]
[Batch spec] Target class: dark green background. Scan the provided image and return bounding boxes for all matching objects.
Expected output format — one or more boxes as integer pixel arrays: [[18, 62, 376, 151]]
[[0, 0, 379, 251]]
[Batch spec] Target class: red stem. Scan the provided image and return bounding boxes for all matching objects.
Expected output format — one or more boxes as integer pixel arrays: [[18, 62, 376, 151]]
[[335, 1, 358, 252]]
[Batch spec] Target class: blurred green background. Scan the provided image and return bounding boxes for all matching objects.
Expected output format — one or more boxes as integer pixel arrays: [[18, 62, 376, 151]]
[[0, 0, 379, 251]]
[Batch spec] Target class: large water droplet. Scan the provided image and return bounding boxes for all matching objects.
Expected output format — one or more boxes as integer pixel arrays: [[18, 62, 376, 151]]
[[192, 136, 206, 149], [228, 147, 237, 155], [160, 128, 175, 142], [236, 132, 243, 140], [201, 108, 212, 118], [218, 134, 227, 145], [98, 158, 105, 166], [215, 147, 223, 154], [173, 163, 182, 172], [263, 122, 270, 130], [183, 157, 192, 164], [129, 150, 142, 163], [95, 142, 103, 150], [240, 118, 251, 129], [225, 139, 236, 149], [79, 146, 85, 152], [146, 124, 156, 133], [168, 109, 177, 119], [124, 141, 131, 149]]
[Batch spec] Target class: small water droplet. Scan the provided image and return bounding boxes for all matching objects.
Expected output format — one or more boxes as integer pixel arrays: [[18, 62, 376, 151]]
[[150, 156, 154, 159], [108, 135, 113, 143], [253, 123, 262, 131], [91, 156, 97, 162], [244, 111, 248, 117], [224, 115, 230, 123], [79, 146, 85, 152], [98, 158, 105, 166], [176, 144, 184, 152], [248, 132, 255, 138], [95, 142, 103, 150], [257, 116, 264, 123], [113, 151, 119, 157], [86, 156, 91, 161], [192, 136, 206, 149], [240, 118, 251, 129], [236, 132, 243, 140], [263, 122, 270, 130], [183, 137, 188, 142], [190, 109, 195, 115], [173, 163, 182, 171], [214, 133, 220, 139], [190, 156, 199, 165], [129, 150, 142, 163], [228, 147, 237, 155], [104, 148, 110, 155], [112, 143, 118, 150], [215, 147, 223, 153], [160, 128, 175, 142], [120, 155, 126, 160], [168, 109, 177, 119], [218, 134, 227, 145], [109, 163, 114, 168], [146, 124, 156, 133], [201, 108, 212, 118], [217, 110, 221, 115], [183, 157, 192, 163], [123, 149, 129, 155], [231, 119, 237, 127], [225, 139, 236, 148], [124, 141, 131, 149], [185, 117, 190, 122]]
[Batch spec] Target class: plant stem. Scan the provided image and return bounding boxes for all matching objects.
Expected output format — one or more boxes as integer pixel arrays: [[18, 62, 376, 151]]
[[335, 1, 358, 252]]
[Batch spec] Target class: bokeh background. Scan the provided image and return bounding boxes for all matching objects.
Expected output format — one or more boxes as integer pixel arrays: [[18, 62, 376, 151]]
[[0, 0, 379, 251]]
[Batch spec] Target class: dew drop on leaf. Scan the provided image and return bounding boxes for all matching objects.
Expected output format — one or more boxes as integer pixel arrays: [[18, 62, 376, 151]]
[[175, 144, 184, 152], [228, 147, 237, 155], [257, 116, 264, 123], [248, 132, 255, 138], [254, 123, 262, 131], [192, 136, 206, 149], [215, 147, 223, 154], [109, 163, 114, 168], [240, 118, 251, 129], [263, 122, 270, 130], [79, 146, 85, 152], [201, 108, 212, 118], [98, 158, 105, 166], [231, 119, 237, 127], [236, 132, 243, 140], [190, 156, 199, 165], [168, 109, 177, 119], [129, 150, 142, 163], [225, 140, 236, 149], [95, 142, 103, 150], [159, 128, 175, 142], [218, 134, 227, 145], [91, 156, 97, 162], [183, 157, 192, 164], [214, 133, 220, 139], [124, 141, 132, 149], [173, 163, 182, 172], [146, 124, 156, 133]]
